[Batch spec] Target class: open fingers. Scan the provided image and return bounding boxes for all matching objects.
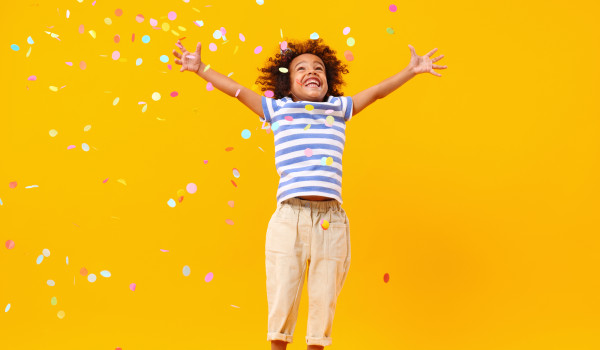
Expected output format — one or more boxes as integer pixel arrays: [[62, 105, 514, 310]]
[[174, 59, 182, 65], [177, 40, 189, 53], [173, 49, 182, 59], [432, 64, 448, 69], [432, 54, 445, 63]]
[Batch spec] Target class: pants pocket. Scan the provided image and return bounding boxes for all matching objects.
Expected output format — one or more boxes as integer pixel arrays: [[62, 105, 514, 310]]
[[328, 223, 348, 259], [265, 219, 297, 254]]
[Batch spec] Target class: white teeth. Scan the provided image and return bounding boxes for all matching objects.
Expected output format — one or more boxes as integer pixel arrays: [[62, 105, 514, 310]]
[[305, 78, 320, 87]]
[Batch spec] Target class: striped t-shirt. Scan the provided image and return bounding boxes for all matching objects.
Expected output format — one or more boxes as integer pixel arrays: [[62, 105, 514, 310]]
[[260, 95, 354, 205]]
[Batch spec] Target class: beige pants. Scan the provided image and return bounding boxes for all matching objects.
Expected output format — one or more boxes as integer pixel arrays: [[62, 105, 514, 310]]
[[265, 197, 351, 347]]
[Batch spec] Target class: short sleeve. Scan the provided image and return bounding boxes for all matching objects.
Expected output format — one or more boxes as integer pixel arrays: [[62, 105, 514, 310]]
[[261, 96, 287, 124], [339, 96, 354, 122]]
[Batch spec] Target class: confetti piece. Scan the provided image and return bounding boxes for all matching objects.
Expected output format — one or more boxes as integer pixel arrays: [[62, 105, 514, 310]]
[[129, 283, 136, 291], [280, 41, 287, 50], [27, 36, 34, 44], [136, 14, 144, 23], [160, 249, 169, 252], [344, 50, 354, 61], [142, 104, 148, 112], [228, 200, 234, 208], [142, 35, 150, 43], [310, 32, 319, 40], [49, 129, 58, 137], [183, 265, 190, 276], [10, 44, 19, 51], [279, 67, 288, 73], [220, 27, 226, 36], [168, 11, 177, 20], [84, 125, 91, 131], [104, 18, 112, 25], [88, 274, 97, 282], [79, 61, 86, 69], [256, 0, 264, 4], [51, 297, 57, 305], [233, 168, 240, 178], [115, 8, 123, 16], [113, 97, 119, 105], [305, 104, 314, 111], [67, 145, 76, 149], [241, 129, 251, 139], [212, 30, 222, 40], [386, 27, 395, 34], [89, 30, 96, 39], [5, 304, 10, 312], [231, 305, 240, 308], [325, 115, 335, 126], [9, 181, 17, 189], [285, 116, 293, 121], [42, 249, 50, 257], [102, 178, 109, 183], [231, 180, 237, 187], [160, 55, 169, 63], [209, 42, 217, 51], [321, 219, 329, 230], [167, 199, 176, 207], [57, 310, 65, 319], [225, 218, 234, 226], [114, 35, 120, 43], [225, 147, 234, 151], [150, 18, 158, 26], [238, 33, 245, 42], [204, 64, 211, 72], [66, 9, 70, 18], [66, 256, 69, 264], [49, 86, 58, 92], [47, 280, 55, 287], [111, 51, 120, 60], [78, 24, 84, 34], [195, 20, 204, 27], [271, 121, 280, 131], [5, 240, 15, 249], [36, 255, 44, 264], [162, 22, 170, 31], [152, 92, 161, 101], [347, 37, 355, 46], [65, 61, 73, 66], [254, 46, 262, 54], [264, 90, 274, 98], [235, 88, 241, 97], [205, 272, 214, 282], [206, 82, 213, 91], [304, 148, 313, 157], [186, 183, 197, 194], [170, 91, 178, 97], [26, 47, 31, 58], [80, 267, 88, 276], [389, 4, 397, 12], [384, 273, 390, 283], [343, 27, 351, 35], [82, 143, 90, 152]]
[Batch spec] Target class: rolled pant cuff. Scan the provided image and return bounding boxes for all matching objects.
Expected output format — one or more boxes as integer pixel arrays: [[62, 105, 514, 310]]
[[306, 336, 332, 346], [267, 332, 293, 343]]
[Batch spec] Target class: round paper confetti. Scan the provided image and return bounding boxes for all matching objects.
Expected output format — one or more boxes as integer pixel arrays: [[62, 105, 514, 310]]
[[160, 55, 169, 63], [241, 129, 251, 139], [5, 240, 15, 249], [79, 61, 87, 69], [271, 121, 280, 131], [310, 32, 319, 40], [28, 75, 36, 81], [100, 270, 111, 278], [152, 92, 161, 101], [80, 267, 88, 276], [42, 249, 50, 257], [256, 0, 264, 4], [206, 82, 213, 91], [225, 219, 234, 225], [195, 20, 204, 27], [233, 168, 240, 178], [47, 280, 55, 287], [162, 22, 170, 31], [321, 219, 329, 230], [150, 18, 158, 26], [57, 310, 65, 319], [325, 109, 334, 114], [84, 125, 91, 132], [212, 30, 222, 40], [114, 35, 120, 43], [280, 41, 287, 50], [254, 46, 262, 54], [36, 255, 43, 264], [51, 296, 57, 305], [239, 33, 245, 42], [88, 274, 97, 283], [344, 50, 354, 61], [343, 27, 351, 35], [325, 115, 335, 125], [169, 91, 178, 97], [27, 36, 34, 44], [220, 27, 226, 36], [205, 272, 213, 282], [112, 51, 120, 60], [105, 18, 112, 25], [10, 44, 19, 51], [182, 265, 190, 276], [279, 67, 288, 73], [284, 116, 293, 121], [136, 58, 142, 66], [82, 143, 90, 152], [5, 304, 10, 312], [9, 181, 17, 188], [209, 42, 217, 51], [264, 90, 274, 98], [168, 11, 177, 20], [186, 183, 197, 194], [78, 25, 84, 34], [115, 8, 123, 16], [136, 14, 144, 23], [49, 129, 58, 137], [304, 148, 313, 157], [142, 35, 150, 43], [346, 37, 355, 47], [129, 283, 136, 291], [305, 105, 314, 111], [326, 157, 333, 165], [113, 97, 119, 105], [389, 4, 397, 12], [167, 199, 176, 207], [49, 86, 58, 92], [384, 273, 390, 283]]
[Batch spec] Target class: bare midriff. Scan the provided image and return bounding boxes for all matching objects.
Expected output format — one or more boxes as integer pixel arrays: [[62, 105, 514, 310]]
[[296, 195, 332, 201]]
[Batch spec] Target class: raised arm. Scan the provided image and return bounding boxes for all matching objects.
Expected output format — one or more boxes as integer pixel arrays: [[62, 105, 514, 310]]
[[173, 40, 263, 118], [351, 45, 447, 117]]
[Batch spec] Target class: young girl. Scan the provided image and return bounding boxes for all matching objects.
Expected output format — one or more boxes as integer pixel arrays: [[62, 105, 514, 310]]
[[173, 37, 447, 350]]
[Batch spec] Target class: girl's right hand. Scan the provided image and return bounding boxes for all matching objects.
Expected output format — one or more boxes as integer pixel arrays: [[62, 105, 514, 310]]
[[173, 40, 202, 73]]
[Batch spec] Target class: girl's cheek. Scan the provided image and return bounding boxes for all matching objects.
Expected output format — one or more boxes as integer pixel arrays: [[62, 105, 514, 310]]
[[295, 79, 303, 86]]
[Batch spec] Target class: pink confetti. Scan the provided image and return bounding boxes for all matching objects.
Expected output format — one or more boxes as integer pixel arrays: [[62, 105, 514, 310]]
[[344, 50, 354, 62], [225, 219, 234, 225], [28, 75, 36, 81], [239, 33, 245, 42], [111, 51, 120, 60], [170, 91, 178, 97], [280, 41, 287, 50], [129, 283, 136, 291], [79, 61, 86, 69], [205, 272, 213, 282], [304, 148, 313, 157], [219, 27, 226, 35], [203, 160, 208, 164], [78, 24, 84, 34], [389, 4, 397, 12], [135, 14, 144, 23], [227, 200, 234, 208], [168, 11, 177, 20], [115, 8, 123, 16], [253, 46, 262, 54], [131, 33, 135, 42], [5, 240, 15, 249], [284, 116, 293, 121], [160, 249, 169, 252], [186, 183, 197, 194], [150, 18, 158, 27], [325, 109, 333, 114], [65, 62, 73, 66], [206, 82, 213, 91], [264, 90, 274, 98], [235, 89, 240, 97], [103, 178, 109, 183], [167, 64, 172, 70], [9, 181, 17, 189], [67, 145, 76, 149], [209, 43, 217, 51]]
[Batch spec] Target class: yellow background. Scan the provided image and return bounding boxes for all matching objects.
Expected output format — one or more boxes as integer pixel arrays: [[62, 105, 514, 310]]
[[1, 0, 599, 349]]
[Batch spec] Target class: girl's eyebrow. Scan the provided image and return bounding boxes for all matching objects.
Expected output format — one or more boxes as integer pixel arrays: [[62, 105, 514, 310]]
[[294, 61, 325, 69]]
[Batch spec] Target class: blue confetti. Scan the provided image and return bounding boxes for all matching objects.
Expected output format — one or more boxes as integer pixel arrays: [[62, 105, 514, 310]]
[[183, 265, 191, 276], [136, 58, 142, 66], [10, 44, 20, 51], [241, 129, 251, 139], [36, 255, 44, 264], [142, 35, 150, 43], [160, 55, 169, 63], [310, 32, 319, 40], [27, 36, 34, 44], [167, 199, 176, 207]]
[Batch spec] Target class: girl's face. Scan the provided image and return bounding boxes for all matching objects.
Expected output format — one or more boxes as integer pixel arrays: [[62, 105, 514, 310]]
[[287, 53, 328, 102]]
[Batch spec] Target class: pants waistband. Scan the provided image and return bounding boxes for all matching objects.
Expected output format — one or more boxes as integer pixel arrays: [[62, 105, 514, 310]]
[[280, 197, 341, 213]]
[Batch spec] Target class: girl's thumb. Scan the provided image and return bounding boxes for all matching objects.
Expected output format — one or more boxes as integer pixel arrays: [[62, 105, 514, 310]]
[[196, 42, 202, 52]]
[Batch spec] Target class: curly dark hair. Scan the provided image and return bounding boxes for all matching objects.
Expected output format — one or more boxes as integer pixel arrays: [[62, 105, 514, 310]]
[[255, 38, 350, 100]]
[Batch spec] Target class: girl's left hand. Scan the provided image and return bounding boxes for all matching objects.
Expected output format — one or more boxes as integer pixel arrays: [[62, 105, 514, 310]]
[[408, 45, 448, 77]]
